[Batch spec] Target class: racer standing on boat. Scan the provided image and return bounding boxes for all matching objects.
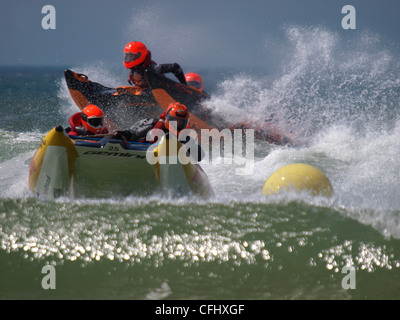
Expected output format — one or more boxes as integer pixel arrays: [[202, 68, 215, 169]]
[[124, 41, 187, 87], [66, 104, 108, 136]]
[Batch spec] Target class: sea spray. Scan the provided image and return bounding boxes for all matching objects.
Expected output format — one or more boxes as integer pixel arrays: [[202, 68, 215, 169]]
[[2, 26, 400, 299], [205, 26, 400, 143]]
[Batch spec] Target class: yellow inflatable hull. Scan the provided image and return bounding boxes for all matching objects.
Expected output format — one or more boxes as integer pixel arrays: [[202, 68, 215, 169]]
[[28, 127, 213, 199]]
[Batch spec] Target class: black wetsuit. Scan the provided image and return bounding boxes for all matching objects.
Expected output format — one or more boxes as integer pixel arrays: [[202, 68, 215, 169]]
[[129, 62, 187, 87]]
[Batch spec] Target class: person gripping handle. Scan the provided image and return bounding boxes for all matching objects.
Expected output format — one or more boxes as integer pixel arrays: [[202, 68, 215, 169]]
[[124, 41, 187, 88]]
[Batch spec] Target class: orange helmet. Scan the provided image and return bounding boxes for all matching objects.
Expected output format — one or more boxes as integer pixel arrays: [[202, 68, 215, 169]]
[[81, 105, 105, 134], [165, 103, 189, 136], [123, 41, 151, 69], [185, 73, 203, 92]]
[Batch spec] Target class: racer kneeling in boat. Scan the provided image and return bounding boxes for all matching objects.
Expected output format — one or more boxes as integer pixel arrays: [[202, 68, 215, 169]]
[[66, 104, 108, 136], [114, 103, 204, 162], [124, 41, 187, 87], [146, 102, 191, 143]]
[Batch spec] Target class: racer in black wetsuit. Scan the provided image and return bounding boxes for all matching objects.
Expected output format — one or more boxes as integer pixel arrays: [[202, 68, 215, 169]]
[[123, 41, 187, 87]]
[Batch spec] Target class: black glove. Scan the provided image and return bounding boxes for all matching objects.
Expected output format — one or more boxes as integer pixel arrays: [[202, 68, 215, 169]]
[[113, 130, 135, 141], [74, 126, 87, 136]]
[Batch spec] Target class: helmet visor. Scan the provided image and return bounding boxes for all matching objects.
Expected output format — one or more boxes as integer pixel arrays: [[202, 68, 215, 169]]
[[124, 52, 142, 63], [187, 80, 202, 90], [87, 117, 104, 129], [82, 112, 104, 128], [167, 116, 189, 132]]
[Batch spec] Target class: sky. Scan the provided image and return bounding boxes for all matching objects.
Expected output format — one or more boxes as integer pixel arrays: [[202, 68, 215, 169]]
[[1, 0, 400, 70]]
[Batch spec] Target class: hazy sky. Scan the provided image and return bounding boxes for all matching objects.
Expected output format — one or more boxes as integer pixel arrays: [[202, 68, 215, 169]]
[[1, 0, 400, 69]]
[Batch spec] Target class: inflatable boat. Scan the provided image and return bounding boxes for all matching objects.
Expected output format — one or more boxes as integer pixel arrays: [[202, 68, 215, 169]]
[[64, 69, 212, 132], [28, 126, 214, 199], [64, 69, 296, 145]]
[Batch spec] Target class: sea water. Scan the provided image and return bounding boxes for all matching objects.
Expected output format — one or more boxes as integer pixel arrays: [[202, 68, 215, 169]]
[[1, 26, 400, 299]]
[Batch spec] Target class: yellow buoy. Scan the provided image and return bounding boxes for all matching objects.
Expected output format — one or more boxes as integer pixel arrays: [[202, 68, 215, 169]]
[[262, 163, 333, 197]]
